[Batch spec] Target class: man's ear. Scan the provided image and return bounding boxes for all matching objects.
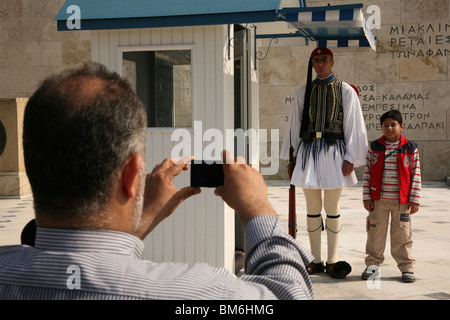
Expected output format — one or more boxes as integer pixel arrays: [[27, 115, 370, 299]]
[[120, 154, 143, 199]]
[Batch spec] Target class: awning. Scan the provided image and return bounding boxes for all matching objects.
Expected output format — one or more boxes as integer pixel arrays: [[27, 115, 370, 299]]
[[55, 0, 282, 30], [55, 0, 375, 51], [279, 4, 376, 50]]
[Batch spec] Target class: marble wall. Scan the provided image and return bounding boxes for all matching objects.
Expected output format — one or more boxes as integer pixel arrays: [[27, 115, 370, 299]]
[[0, 0, 90, 196], [0, 98, 30, 197], [0, 0, 91, 98], [259, 0, 450, 181]]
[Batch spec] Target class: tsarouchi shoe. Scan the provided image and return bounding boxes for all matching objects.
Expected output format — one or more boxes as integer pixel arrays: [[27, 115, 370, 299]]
[[307, 262, 325, 275]]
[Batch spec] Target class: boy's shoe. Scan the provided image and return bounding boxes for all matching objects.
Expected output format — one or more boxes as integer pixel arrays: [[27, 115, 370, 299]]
[[402, 272, 415, 283], [307, 262, 325, 275], [361, 266, 379, 280]]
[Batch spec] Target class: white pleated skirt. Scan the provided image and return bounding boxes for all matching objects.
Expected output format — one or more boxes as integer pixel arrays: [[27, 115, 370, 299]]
[[291, 139, 358, 190]]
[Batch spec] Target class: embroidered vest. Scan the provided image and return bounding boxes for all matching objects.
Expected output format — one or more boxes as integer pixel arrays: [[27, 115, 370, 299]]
[[300, 76, 344, 145], [369, 135, 417, 204]]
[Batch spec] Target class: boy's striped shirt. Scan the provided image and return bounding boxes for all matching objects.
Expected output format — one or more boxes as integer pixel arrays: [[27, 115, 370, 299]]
[[363, 140, 421, 204]]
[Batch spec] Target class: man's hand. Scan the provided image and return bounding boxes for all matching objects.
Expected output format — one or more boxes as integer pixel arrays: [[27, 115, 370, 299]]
[[134, 157, 201, 240], [342, 160, 354, 176], [214, 150, 277, 227]]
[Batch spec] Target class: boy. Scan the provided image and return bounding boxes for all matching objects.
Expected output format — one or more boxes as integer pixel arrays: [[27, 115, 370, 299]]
[[362, 110, 421, 283]]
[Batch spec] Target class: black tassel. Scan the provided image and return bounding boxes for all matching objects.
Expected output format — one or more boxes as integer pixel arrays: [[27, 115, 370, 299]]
[[300, 57, 313, 140]]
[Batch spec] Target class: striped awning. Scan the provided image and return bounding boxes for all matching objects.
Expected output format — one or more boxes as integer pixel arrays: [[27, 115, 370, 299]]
[[55, 1, 376, 51], [281, 4, 376, 50]]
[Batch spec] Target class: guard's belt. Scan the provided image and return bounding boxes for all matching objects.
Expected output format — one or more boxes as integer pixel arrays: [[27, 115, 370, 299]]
[[300, 130, 344, 145]]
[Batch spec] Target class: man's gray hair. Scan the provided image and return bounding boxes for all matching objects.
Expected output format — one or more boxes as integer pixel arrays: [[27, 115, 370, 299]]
[[23, 63, 147, 223]]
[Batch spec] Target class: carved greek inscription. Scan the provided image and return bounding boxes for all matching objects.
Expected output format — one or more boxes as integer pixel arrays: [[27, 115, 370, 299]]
[[282, 82, 445, 140], [358, 84, 445, 139], [388, 22, 450, 58]]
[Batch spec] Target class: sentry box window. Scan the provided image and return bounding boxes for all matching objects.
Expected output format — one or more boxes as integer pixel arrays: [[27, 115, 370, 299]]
[[122, 49, 192, 128]]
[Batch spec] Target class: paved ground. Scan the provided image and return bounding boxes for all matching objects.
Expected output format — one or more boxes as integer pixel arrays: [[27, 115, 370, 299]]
[[1, 180, 449, 300], [0, 195, 34, 246], [266, 180, 450, 300]]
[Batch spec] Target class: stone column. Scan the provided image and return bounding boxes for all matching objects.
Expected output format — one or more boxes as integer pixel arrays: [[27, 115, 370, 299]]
[[0, 98, 31, 198]]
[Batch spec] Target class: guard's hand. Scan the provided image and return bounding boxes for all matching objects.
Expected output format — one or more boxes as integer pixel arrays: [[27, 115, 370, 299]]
[[342, 160, 354, 176], [287, 157, 296, 179], [135, 156, 201, 240], [214, 150, 277, 227]]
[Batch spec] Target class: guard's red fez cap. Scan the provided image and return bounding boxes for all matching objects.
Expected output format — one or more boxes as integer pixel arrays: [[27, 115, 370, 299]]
[[310, 47, 333, 58]]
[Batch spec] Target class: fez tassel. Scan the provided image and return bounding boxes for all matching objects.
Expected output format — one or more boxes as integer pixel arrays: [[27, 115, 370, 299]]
[[288, 133, 297, 238]]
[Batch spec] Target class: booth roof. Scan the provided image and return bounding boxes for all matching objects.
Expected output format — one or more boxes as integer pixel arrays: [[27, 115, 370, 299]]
[[55, 0, 375, 50], [55, 0, 283, 30]]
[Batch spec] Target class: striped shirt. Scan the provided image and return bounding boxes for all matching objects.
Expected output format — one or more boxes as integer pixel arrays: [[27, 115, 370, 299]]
[[0, 215, 314, 300], [363, 140, 421, 204]]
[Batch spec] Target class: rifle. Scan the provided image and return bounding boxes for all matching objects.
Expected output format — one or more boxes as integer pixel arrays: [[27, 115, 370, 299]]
[[288, 136, 297, 238]]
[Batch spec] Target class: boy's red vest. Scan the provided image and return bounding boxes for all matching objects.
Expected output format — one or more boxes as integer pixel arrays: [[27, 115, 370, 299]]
[[369, 135, 417, 204]]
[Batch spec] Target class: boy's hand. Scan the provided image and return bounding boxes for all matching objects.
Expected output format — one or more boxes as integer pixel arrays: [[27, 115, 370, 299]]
[[408, 203, 419, 214], [363, 199, 375, 212]]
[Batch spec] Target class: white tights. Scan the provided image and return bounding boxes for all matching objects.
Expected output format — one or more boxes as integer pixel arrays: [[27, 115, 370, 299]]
[[303, 188, 342, 264]]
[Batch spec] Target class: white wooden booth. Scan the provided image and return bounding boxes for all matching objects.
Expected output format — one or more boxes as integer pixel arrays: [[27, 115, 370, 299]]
[[93, 25, 259, 272]]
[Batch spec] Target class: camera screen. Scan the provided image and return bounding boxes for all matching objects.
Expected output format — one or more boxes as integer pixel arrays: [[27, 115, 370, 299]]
[[190, 161, 224, 187]]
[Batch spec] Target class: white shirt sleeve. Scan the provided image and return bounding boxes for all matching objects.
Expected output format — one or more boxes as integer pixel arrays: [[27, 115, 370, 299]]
[[342, 82, 368, 167]]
